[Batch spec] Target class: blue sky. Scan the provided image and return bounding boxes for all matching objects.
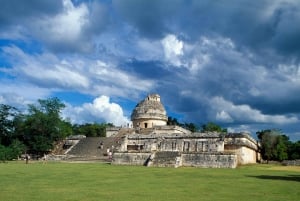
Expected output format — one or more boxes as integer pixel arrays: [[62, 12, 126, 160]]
[[0, 0, 300, 140]]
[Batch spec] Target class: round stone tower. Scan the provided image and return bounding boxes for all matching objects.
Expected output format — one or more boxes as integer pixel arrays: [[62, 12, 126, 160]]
[[131, 94, 168, 129]]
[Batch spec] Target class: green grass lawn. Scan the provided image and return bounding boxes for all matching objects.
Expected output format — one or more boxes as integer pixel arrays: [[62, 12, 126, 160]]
[[0, 161, 299, 201]]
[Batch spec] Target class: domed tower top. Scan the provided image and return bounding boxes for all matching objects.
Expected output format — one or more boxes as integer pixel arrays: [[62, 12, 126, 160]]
[[131, 94, 168, 129]]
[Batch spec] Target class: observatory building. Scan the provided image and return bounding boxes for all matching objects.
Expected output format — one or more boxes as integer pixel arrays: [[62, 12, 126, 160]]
[[110, 94, 260, 168], [131, 94, 168, 129]]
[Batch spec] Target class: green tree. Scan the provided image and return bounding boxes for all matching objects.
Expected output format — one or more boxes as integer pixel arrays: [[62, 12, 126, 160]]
[[167, 117, 180, 126], [21, 98, 67, 154], [201, 122, 227, 133], [0, 104, 26, 161], [288, 141, 300, 160], [72, 123, 108, 137], [257, 129, 288, 162], [0, 104, 19, 146], [0, 140, 26, 162], [182, 123, 198, 132]]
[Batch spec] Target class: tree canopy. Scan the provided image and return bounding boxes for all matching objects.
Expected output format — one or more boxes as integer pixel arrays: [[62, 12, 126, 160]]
[[167, 116, 198, 132], [20, 98, 68, 154], [201, 122, 227, 133], [0, 97, 115, 161], [256, 129, 294, 162]]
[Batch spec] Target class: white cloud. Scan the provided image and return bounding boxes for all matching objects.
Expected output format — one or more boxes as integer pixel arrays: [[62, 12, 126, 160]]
[[89, 60, 153, 93], [161, 34, 184, 66], [2, 46, 154, 99], [211, 96, 299, 124], [31, 0, 90, 52], [216, 110, 233, 123], [2, 46, 90, 89], [227, 125, 251, 133], [63, 95, 130, 126]]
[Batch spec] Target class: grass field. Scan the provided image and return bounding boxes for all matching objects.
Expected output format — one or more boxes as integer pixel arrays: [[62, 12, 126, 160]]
[[0, 162, 299, 201]]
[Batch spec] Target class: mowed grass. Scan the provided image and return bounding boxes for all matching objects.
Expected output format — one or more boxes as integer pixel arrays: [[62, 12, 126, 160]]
[[0, 162, 299, 201]]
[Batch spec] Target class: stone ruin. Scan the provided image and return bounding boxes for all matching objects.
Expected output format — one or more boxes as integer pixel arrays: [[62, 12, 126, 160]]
[[110, 94, 261, 168]]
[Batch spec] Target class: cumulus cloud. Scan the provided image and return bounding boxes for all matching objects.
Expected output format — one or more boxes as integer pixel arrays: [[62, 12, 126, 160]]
[[161, 34, 184, 66], [63, 95, 130, 126], [0, 0, 111, 52], [1, 45, 155, 102], [2, 46, 90, 89], [211, 96, 298, 124], [31, 0, 90, 52]]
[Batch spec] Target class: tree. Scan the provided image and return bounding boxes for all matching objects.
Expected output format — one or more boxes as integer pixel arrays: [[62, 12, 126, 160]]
[[72, 123, 108, 137], [0, 104, 26, 161], [0, 104, 19, 146], [21, 98, 68, 154], [201, 122, 227, 133], [167, 117, 180, 126], [167, 117, 199, 132], [288, 141, 300, 160], [0, 140, 26, 162], [256, 129, 289, 162], [182, 123, 198, 132]]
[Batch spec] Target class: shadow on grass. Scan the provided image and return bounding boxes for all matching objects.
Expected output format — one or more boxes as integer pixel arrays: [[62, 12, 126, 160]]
[[247, 175, 300, 182]]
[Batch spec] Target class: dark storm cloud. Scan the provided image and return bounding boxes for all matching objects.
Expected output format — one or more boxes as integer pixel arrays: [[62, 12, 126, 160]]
[[122, 59, 172, 79], [0, 0, 111, 53], [113, 0, 183, 39], [0, 0, 63, 27], [113, 0, 300, 57]]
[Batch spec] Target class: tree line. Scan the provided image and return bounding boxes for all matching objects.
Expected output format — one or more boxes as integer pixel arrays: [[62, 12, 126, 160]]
[[0, 98, 112, 161], [167, 117, 227, 133], [257, 129, 300, 162]]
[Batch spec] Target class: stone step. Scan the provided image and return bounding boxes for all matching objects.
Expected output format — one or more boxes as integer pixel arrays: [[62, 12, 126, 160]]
[[66, 137, 122, 160]]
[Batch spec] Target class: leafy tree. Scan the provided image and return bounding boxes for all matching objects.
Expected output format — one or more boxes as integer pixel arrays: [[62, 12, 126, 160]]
[[72, 123, 108, 137], [167, 117, 180, 126], [182, 123, 198, 132], [288, 141, 300, 160], [201, 122, 227, 133], [0, 104, 19, 146], [59, 120, 73, 139], [21, 97, 68, 154], [256, 129, 289, 162], [167, 117, 198, 132], [0, 104, 26, 161], [0, 140, 26, 162]]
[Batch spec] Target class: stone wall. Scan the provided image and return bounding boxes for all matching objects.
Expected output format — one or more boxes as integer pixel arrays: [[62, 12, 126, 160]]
[[282, 160, 300, 166], [106, 127, 121, 137], [112, 152, 237, 168], [151, 151, 180, 167], [112, 152, 151, 166], [125, 133, 225, 153], [224, 133, 260, 164], [225, 145, 258, 165], [181, 153, 237, 168]]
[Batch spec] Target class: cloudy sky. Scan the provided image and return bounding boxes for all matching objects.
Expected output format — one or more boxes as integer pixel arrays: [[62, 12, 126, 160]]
[[0, 0, 299, 140]]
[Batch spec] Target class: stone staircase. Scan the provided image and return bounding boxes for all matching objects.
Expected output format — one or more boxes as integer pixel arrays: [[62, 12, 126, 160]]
[[150, 151, 181, 167], [66, 137, 121, 162]]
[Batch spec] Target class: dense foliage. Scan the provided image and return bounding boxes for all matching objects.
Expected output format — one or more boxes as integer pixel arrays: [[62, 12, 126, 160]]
[[72, 123, 109, 137], [167, 117, 227, 133], [201, 122, 227, 133], [0, 98, 112, 161], [257, 129, 300, 162], [167, 116, 198, 132]]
